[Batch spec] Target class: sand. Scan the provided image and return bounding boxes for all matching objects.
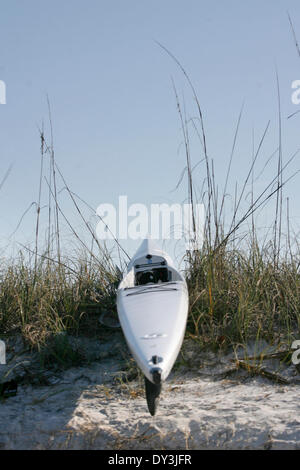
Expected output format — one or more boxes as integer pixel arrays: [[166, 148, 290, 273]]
[[0, 334, 299, 450]]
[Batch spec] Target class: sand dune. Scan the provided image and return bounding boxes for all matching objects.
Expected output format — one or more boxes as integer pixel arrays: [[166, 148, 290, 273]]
[[0, 335, 299, 450]]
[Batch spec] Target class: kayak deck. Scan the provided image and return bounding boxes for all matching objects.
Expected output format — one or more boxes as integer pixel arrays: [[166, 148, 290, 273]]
[[117, 280, 188, 383], [117, 239, 189, 391]]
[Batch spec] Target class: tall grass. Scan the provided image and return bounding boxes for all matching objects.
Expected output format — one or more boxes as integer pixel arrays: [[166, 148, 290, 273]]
[[0, 21, 299, 361], [0, 117, 121, 352], [0, 91, 299, 358], [0, 249, 119, 348], [186, 238, 299, 350], [158, 39, 300, 352]]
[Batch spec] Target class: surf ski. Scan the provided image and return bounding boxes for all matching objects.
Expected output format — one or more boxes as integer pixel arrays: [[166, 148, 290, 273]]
[[116, 238, 189, 415]]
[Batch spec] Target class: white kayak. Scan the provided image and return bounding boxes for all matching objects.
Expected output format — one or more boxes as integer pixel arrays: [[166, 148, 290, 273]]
[[117, 239, 189, 413]]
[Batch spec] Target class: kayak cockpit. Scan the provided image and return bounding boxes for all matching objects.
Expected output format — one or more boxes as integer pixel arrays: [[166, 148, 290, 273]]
[[135, 265, 169, 285], [119, 252, 184, 290], [134, 253, 170, 285], [117, 238, 186, 292]]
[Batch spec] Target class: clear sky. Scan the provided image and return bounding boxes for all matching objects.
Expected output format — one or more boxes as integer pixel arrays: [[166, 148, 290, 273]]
[[0, 0, 299, 263]]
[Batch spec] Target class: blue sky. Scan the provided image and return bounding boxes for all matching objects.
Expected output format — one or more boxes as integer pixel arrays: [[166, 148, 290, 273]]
[[0, 0, 299, 262]]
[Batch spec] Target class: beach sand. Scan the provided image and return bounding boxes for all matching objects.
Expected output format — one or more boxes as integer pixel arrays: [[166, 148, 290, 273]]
[[0, 334, 299, 450]]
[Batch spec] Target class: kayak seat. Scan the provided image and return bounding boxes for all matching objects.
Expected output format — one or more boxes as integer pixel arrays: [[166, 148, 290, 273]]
[[135, 267, 170, 286]]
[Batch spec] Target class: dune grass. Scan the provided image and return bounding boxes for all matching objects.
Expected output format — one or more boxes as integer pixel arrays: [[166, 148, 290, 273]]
[[185, 238, 299, 351], [0, 23, 300, 366], [0, 250, 119, 348], [0, 118, 298, 363]]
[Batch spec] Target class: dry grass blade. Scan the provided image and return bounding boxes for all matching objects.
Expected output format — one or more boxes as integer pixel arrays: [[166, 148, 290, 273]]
[[288, 11, 300, 59], [233, 359, 290, 385], [0, 164, 13, 192]]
